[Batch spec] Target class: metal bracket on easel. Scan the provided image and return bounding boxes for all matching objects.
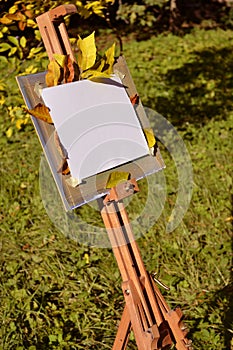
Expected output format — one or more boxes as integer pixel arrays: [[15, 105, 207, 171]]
[[34, 6, 193, 349]]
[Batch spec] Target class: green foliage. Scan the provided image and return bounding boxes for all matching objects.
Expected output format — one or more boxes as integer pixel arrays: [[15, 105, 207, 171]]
[[0, 0, 115, 135], [116, 0, 170, 28]]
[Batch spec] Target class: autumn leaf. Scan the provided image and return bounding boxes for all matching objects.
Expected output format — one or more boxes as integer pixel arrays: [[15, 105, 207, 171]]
[[57, 158, 70, 175], [77, 31, 97, 72], [18, 21, 26, 31], [7, 12, 26, 22], [104, 42, 115, 75], [65, 56, 80, 83], [46, 60, 62, 87], [0, 15, 13, 25], [106, 171, 130, 189], [144, 128, 156, 148], [27, 103, 53, 124], [53, 54, 67, 68], [130, 93, 140, 106], [79, 41, 115, 80], [80, 69, 112, 80]]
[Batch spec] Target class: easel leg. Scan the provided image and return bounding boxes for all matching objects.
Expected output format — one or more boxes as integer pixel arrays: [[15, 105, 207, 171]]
[[100, 199, 170, 350], [99, 181, 193, 350], [112, 305, 131, 350]]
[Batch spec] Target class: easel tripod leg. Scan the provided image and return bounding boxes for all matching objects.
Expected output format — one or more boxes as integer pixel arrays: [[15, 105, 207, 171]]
[[112, 305, 131, 350]]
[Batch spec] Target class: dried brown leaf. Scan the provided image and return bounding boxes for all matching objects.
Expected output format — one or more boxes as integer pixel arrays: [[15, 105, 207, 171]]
[[27, 103, 53, 124]]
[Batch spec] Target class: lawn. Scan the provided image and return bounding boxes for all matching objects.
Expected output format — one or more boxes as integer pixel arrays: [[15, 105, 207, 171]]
[[0, 27, 232, 349]]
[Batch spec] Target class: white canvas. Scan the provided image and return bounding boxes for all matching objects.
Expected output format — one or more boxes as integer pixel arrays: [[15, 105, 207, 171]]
[[41, 76, 149, 182]]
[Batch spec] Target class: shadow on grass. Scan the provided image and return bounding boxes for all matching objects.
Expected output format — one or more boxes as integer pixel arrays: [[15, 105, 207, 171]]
[[153, 47, 233, 128]]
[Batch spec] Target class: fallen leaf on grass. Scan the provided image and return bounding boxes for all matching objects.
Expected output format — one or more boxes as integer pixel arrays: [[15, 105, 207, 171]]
[[65, 56, 80, 83]]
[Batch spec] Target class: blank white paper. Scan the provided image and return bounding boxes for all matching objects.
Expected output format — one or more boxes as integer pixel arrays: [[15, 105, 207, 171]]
[[42, 76, 149, 182]]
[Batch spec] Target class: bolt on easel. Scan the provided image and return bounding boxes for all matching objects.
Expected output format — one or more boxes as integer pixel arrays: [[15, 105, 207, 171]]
[[19, 5, 193, 349]]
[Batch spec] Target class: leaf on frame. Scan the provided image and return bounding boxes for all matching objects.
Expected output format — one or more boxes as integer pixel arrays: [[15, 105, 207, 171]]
[[57, 158, 70, 175], [77, 31, 97, 72], [27, 103, 53, 124], [106, 171, 130, 189], [80, 69, 112, 80], [53, 53, 67, 68], [144, 128, 156, 148], [46, 60, 62, 87], [130, 93, 139, 106], [65, 55, 80, 83], [104, 42, 115, 75]]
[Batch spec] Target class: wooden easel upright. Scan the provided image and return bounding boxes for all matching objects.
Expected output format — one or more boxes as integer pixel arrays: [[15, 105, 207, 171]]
[[35, 6, 193, 349]]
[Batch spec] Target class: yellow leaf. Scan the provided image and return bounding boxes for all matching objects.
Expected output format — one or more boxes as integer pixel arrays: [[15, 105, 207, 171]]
[[26, 19, 36, 27], [93, 58, 106, 72], [6, 127, 13, 138], [16, 119, 25, 130], [0, 95, 5, 106], [84, 253, 90, 264], [80, 69, 111, 80], [20, 36, 27, 48], [104, 42, 115, 75], [53, 54, 67, 68], [78, 31, 96, 72], [76, 1, 83, 7], [9, 5, 18, 14], [27, 103, 53, 124], [46, 60, 61, 87], [106, 171, 130, 189], [144, 128, 156, 148]]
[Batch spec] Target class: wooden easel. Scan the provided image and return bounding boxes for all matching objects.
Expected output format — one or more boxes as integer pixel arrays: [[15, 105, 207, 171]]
[[35, 6, 193, 349]]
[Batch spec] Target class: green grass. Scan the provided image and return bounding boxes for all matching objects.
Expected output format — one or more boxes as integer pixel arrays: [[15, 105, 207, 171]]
[[0, 28, 232, 349]]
